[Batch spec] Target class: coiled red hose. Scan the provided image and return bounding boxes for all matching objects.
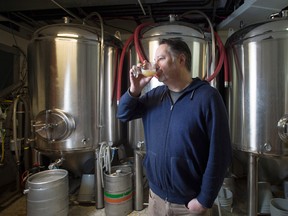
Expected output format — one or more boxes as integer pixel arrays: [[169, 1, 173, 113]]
[[116, 23, 228, 103]]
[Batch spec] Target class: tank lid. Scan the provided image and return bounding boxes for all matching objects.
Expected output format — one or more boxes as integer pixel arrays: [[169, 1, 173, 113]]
[[246, 19, 288, 38], [227, 18, 288, 44], [142, 22, 205, 39], [33, 23, 101, 41]]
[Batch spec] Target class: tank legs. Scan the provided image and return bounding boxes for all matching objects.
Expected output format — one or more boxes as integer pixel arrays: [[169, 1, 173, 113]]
[[95, 148, 104, 209], [248, 153, 258, 216]]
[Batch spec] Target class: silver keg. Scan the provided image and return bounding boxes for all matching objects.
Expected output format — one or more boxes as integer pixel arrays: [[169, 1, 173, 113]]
[[25, 169, 69, 216], [104, 166, 133, 216]]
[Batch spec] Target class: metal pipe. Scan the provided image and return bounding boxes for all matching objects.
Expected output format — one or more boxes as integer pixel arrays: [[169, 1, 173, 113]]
[[179, 10, 216, 77], [0, 81, 24, 99], [48, 158, 64, 169], [12, 95, 30, 166], [0, 15, 34, 33], [95, 148, 104, 209], [15, 95, 31, 171], [83, 12, 105, 150], [83, 12, 105, 144], [32, 148, 42, 166], [134, 149, 144, 211], [137, 0, 146, 15], [50, 0, 83, 23], [12, 96, 21, 165], [248, 153, 258, 216]]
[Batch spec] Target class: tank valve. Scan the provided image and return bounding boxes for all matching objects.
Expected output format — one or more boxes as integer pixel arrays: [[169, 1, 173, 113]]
[[263, 143, 272, 152], [269, 10, 288, 19], [48, 158, 64, 170], [136, 141, 144, 149], [81, 138, 89, 145]]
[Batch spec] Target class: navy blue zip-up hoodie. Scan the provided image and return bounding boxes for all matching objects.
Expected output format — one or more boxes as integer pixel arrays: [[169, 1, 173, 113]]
[[117, 78, 232, 208]]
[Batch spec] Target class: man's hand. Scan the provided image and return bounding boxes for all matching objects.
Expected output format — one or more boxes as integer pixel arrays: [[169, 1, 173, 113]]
[[186, 198, 208, 214]]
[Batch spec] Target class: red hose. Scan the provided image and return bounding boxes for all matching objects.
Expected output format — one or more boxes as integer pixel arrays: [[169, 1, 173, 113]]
[[117, 23, 228, 103], [134, 22, 153, 63], [116, 34, 134, 103], [223, 45, 229, 87], [206, 32, 226, 82]]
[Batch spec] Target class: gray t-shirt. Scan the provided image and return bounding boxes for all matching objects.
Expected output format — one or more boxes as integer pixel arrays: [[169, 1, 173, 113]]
[[169, 89, 185, 104]]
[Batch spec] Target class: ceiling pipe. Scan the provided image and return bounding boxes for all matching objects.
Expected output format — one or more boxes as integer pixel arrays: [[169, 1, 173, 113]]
[[137, 0, 146, 15], [0, 15, 34, 32], [51, 0, 83, 23]]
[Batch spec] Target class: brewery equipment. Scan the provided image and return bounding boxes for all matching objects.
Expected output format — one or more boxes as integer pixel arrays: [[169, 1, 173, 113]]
[[226, 11, 288, 216], [28, 21, 123, 176], [226, 15, 288, 156]]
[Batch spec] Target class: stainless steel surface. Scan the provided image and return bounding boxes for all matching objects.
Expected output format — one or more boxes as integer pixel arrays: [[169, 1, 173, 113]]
[[247, 153, 258, 216], [33, 109, 75, 143], [28, 23, 123, 174], [258, 155, 288, 185], [134, 150, 144, 211], [103, 44, 123, 146], [95, 148, 104, 209], [230, 150, 288, 187], [226, 18, 288, 156], [140, 22, 210, 79], [28, 23, 101, 152], [25, 169, 69, 216], [104, 166, 133, 216]]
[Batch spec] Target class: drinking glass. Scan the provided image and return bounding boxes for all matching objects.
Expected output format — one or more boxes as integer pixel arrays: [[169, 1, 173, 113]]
[[132, 61, 157, 78]]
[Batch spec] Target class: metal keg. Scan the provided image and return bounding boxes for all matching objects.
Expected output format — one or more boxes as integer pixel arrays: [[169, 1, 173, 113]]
[[104, 166, 133, 216], [24, 169, 69, 216]]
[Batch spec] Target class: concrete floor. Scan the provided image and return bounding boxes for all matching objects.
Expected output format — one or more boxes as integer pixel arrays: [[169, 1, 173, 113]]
[[0, 194, 240, 216], [0, 194, 149, 216], [0, 188, 245, 216], [0, 176, 248, 215]]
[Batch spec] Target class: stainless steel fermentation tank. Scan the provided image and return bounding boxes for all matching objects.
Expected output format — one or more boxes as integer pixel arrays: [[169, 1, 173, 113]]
[[226, 18, 288, 156], [28, 23, 122, 175], [226, 15, 288, 216]]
